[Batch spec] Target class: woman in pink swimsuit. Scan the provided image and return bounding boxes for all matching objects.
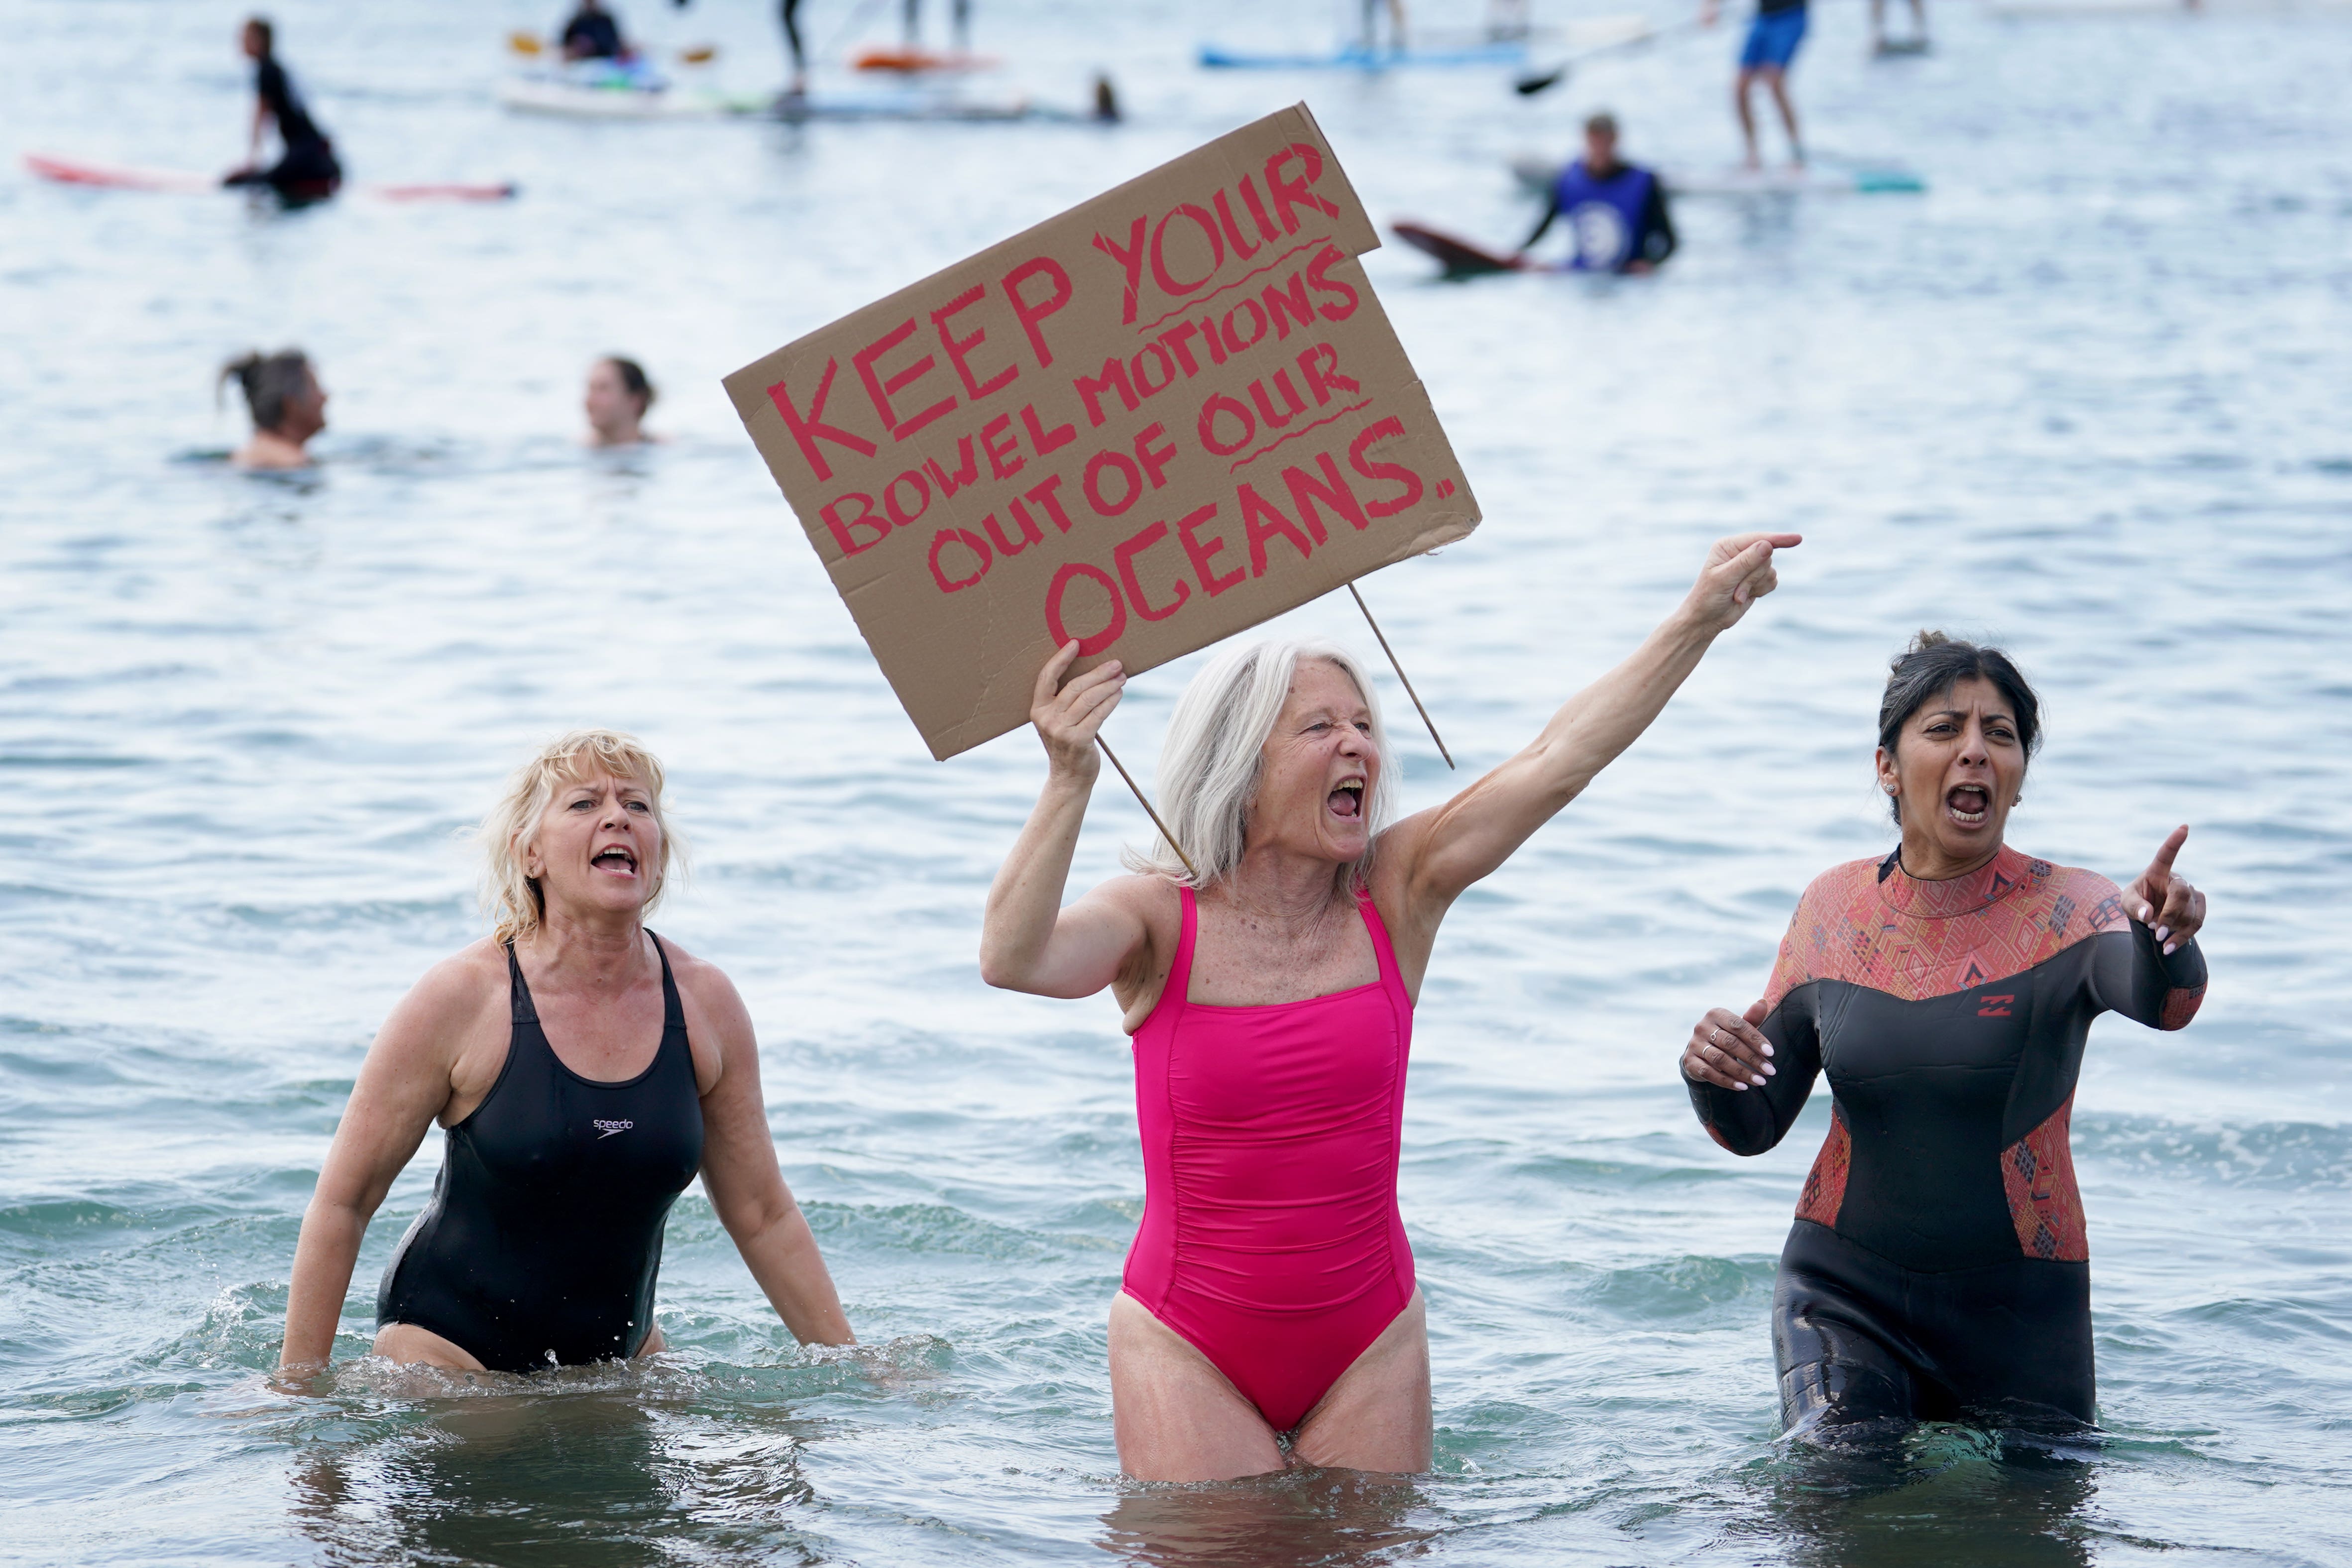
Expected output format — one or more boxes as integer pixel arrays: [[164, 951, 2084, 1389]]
[[980, 532, 1798, 1480]]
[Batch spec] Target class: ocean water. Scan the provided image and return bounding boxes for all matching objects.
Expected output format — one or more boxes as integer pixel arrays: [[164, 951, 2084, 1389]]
[[3, 0, 2350, 1563]]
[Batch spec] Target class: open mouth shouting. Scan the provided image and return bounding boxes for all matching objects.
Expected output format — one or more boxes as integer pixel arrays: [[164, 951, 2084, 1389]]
[[1945, 784, 1991, 829], [1327, 778, 1366, 822], [591, 843, 640, 878]]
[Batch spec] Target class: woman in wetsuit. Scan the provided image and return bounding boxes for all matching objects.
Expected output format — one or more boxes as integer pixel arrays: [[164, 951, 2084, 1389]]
[[982, 532, 1798, 1481], [1682, 633, 2209, 1438], [225, 17, 340, 202], [278, 730, 852, 1377]]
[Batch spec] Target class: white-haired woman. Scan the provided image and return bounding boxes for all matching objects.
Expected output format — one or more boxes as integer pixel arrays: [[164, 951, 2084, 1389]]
[[981, 532, 1801, 1481], [279, 730, 851, 1378]]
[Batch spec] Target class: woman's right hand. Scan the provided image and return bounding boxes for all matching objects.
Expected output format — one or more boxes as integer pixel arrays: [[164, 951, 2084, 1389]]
[[1031, 640, 1123, 781], [1682, 1001, 1775, 1091]]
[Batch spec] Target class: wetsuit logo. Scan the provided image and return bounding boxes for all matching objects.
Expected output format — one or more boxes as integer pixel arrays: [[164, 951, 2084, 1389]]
[[592, 1119, 635, 1138], [1569, 203, 1631, 270], [1977, 994, 2015, 1017]]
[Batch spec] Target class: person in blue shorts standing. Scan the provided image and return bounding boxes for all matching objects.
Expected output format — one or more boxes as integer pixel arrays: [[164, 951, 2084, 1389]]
[[1704, 0, 1807, 168]]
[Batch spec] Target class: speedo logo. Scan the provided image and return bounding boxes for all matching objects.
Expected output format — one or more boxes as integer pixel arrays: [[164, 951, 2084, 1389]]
[[592, 1119, 635, 1139]]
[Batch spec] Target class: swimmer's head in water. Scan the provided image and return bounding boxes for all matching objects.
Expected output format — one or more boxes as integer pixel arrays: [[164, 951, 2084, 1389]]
[[220, 349, 325, 441], [587, 357, 655, 443], [1875, 631, 2042, 836], [242, 16, 273, 58], [1124, 639, 1396, 889], [480, 729, 686, 943]]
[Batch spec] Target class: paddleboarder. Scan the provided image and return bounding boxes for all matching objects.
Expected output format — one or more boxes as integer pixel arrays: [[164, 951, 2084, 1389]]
[[224, 17, 340, 202], [560, 0, 626, 61], [221, 349, 327, 471], [1870, 0, 1929, 54], [1519, 113, 1677, 274], [1702, 0, 1807, 167]]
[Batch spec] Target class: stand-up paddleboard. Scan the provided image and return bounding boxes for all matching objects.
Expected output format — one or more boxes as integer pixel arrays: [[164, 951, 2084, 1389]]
[[25, 154, 517, 201], [1199, 39, 1528, 68], [1392, 222, 1552, 277], [1508, 152, 1924, 198]]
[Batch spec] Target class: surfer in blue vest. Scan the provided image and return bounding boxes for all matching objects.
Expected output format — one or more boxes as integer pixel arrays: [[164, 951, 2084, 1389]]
[[1703, 0, 1807, 168], [1518, 114, 1676, 274], [224, 17, 340, 203]]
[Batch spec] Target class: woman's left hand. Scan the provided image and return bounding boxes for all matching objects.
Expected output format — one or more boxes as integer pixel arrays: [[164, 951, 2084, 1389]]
[[1682, 533, 1802, 634], [2126, 824, 2205, 955]]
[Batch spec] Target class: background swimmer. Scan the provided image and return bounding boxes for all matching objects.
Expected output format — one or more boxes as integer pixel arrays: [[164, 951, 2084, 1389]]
[[220, 349, 327, 470], [586, 356, 657, 447]]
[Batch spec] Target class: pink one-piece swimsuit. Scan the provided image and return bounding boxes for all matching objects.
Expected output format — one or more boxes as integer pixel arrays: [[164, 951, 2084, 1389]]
[[1121, 884, 1417, 1432]]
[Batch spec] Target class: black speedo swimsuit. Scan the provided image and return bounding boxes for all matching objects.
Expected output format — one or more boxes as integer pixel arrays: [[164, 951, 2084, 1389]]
[[1685, 845, 2207, 1436], [377, 935, 704, 1372]]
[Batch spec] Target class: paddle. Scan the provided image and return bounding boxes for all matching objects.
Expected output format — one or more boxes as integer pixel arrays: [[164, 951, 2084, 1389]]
[[1515, 14, 1707, 94], [507, 31, 721, 65]]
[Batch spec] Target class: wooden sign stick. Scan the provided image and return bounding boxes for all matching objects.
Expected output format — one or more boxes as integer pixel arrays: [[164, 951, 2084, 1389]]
[[1346, 582, 1455, 770], [1096, 735, 1201, 882]]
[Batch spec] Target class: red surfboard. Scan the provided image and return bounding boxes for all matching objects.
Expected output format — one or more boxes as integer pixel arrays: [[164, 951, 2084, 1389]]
[[25, 154, 517, 202]]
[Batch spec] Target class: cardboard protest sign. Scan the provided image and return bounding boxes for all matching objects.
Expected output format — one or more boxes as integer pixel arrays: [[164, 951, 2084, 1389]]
[[724, 102, 1481, 760]]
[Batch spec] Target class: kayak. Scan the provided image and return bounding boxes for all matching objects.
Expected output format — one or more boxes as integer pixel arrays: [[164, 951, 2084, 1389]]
[[24, 154, 516, 201], [849, 46, 1001, 73], [768, 86, 1056, 122], [1508, 153, 1925, 198], [495, 73, 765, 118], [497, 73, 1057, 122], [1198, 40, 1529, 69]]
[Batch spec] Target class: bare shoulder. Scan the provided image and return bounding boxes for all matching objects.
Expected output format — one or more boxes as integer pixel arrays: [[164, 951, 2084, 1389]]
[[648, 935, 755, 1034], [391, 938, 509, 1033], [1087, 871, 1179, 920]]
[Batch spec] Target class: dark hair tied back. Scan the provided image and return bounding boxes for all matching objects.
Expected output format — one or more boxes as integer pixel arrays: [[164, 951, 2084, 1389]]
[[605, 356, 655, 413], [219, 348, 313, 433], [1877, 631, 2041, 824]]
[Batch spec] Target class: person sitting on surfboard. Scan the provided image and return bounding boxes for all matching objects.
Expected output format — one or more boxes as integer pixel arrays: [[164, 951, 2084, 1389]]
[[561, 0, 627, 62], [223, 17, 340, 203], [1519, 113, 1676, 275], [1703, 0, 1807, 168], [220, 349, 327, 471]]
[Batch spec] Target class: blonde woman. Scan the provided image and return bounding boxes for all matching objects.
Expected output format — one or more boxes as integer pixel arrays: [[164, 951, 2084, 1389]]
[[278, 730, 851, 1378], [981, 532, 1799, 1481]]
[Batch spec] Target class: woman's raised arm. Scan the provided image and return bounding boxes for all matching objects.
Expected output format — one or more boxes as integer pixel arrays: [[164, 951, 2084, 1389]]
[[979, 642, 1153, 999], [1385, 533, 1800, 930]]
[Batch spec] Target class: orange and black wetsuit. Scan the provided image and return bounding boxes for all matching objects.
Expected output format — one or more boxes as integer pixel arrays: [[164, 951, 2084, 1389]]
[[1686, 845, 2207, 1437]]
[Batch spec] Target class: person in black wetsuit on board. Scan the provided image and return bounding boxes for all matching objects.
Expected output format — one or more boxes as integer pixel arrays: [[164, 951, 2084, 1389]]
[[561, 0, 626, 61], [277, 730, 853, 1378], [1519, 113, 1676, 274], [1681, 634, 2209, 1439], [224, 17, 340, 202]]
